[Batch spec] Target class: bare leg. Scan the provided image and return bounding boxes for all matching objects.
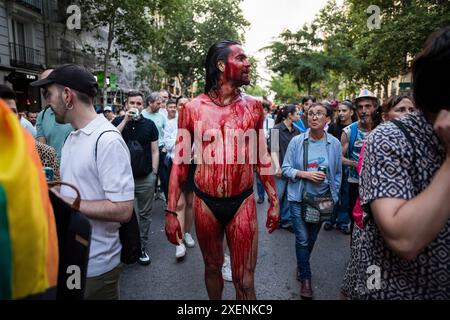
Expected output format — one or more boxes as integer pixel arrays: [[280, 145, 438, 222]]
[[185, 191, 194, 234], [194, 196, 224, 300], [176, 192, 186, 244], [225, 196, 258, 300]]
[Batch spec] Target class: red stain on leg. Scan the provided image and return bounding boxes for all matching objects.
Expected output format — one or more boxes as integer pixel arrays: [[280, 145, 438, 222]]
[[225, 196, 258, 300]]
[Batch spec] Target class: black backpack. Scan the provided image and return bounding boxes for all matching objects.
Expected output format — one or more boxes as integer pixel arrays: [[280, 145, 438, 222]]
[[95, 130, 141, 265], [48, 181, 91, 300]]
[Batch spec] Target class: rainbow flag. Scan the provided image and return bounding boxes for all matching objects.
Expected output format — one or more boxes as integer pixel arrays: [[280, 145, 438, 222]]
[[0, 99, 58, 300]]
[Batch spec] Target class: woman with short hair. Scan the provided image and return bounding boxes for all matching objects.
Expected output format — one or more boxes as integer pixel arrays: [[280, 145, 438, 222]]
[[282, 103, 342, 299]]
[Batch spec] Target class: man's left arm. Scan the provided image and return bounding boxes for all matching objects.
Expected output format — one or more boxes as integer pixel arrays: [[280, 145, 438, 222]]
[[77, 199, 133, 223], [83, 134, 134, 222], [151, 140, 159, 174], [54, 191, 133, 223], [254, 102, 279, 233]]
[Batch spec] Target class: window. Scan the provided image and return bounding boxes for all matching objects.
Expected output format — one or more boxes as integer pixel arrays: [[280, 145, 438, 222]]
[[391, 80, 397, 97]]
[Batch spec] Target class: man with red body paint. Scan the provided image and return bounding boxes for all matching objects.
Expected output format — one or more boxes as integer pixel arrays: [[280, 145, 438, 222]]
[[165, 40, 280, 300]]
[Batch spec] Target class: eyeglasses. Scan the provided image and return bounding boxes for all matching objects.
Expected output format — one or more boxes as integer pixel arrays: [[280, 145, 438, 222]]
[[307, 112, 326, 118]]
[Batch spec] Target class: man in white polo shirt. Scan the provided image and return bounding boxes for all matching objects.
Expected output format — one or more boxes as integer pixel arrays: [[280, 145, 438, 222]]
[[31, 64, 134, 300]]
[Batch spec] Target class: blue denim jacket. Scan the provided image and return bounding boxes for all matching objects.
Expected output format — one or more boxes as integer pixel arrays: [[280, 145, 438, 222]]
[[281, 129, 343, 203]]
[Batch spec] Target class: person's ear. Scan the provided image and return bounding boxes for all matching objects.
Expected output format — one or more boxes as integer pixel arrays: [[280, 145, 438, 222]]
[[217, 61, 225, 73], [63, 87, 73, 104]]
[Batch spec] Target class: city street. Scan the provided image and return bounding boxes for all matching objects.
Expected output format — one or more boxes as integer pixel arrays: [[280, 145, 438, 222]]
[[120, 185, 350, 300]]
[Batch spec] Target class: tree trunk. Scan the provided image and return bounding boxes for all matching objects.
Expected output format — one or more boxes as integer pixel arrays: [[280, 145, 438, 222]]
[[103, 18, 115, 109], [176, 74, 183, 97], [307, 82, 312, 96], [383, 81, 389, 99]]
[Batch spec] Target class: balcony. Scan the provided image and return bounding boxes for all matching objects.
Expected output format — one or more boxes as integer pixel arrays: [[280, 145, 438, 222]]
[[15, 0, 43, 14], [9, 42, 44, 70]]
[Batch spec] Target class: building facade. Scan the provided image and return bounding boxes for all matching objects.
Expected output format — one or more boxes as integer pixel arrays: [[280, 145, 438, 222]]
[[1, 0, 141, 112], [0, 0, 45, 112]]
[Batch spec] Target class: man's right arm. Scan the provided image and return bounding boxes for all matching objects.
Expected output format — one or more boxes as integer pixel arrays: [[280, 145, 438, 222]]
[[115, 115, 130, 133], [165, 104, 192, 245], [167, 107, 191, 214], [341, 131, 358, 168]]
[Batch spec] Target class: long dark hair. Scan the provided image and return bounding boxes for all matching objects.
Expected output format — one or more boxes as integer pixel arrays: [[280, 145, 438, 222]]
[[204, 40, 240, 93], [335, 99, 357, 125], [413, 26, 450, 113], [275, 104, 297, 124]]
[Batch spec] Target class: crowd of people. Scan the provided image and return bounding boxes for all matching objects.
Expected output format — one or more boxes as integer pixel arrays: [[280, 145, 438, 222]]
[[0, 25, 449, 300]]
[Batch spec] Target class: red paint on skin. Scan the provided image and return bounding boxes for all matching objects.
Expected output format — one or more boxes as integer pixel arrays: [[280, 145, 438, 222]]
[[225, 197, 258, 299], [224, 45, 251, 88], [165, 44, 279, 300]]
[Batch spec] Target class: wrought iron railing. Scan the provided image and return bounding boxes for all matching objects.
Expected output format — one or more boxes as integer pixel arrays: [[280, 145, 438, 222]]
[[15, 0, 43, 13], [9, 42, 44, 69]]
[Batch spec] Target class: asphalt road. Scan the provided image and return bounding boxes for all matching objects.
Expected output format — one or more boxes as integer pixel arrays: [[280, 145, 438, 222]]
[[120, 186, 350, 300]]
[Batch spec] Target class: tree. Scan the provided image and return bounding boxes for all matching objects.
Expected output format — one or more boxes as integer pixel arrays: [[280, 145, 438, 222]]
[[337, 0, 450, 96], [153, 0, 250, 95], [244, 84, 268, 98], [135, 59, 167, 93], [265, 25, 329, 95], [77, 0, 181, 107], [269, 74, 301, 104], [267, 0, 450, 100]]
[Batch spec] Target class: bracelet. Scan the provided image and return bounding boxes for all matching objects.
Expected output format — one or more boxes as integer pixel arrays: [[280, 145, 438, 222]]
[[165, 209, 178, 217]]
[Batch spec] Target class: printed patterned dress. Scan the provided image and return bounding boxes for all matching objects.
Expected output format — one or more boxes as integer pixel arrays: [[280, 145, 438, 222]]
[[345, 112, 449, 299]]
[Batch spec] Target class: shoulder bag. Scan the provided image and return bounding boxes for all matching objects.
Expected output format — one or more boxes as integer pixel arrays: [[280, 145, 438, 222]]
[[301, 139, 335, 224]]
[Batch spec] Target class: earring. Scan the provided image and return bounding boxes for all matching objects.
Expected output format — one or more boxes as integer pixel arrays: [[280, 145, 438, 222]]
[[66, 103, 74, 110]]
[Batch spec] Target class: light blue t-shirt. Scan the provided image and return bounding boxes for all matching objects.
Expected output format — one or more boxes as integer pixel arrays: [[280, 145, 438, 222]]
[[36, 107, 73, 161], [305, 137, 329, 196], [343, 123, 370, 183], [141, 109, 167, 147]]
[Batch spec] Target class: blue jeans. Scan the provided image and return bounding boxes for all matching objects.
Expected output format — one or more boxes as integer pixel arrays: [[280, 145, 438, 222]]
[[276, 177, 291, 227], [255, 175, 265, 200], [290, 201, 322, 280], [329, 173, 350, 229]]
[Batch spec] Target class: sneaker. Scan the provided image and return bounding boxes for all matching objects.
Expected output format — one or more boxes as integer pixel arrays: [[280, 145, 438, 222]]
[[176, 243, 186, 259], [222, 254, 233, 282], [323, 222, 334, 231], [281, 223, 295, 233], [138, 249, 151, 266], [156, 191, 166, 202], [184, 233, 195, 248], [338, 226, 351, 235]]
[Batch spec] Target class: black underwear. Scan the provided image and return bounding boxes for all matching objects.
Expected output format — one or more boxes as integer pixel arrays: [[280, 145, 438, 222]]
[[193, 185, 254, 226]]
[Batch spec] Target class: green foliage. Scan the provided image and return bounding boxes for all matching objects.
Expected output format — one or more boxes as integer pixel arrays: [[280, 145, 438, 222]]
[[244, 84, 268, 98], [265, 24, 328, 95], [136, 60, 167, 92], [77, 0, 182, 106], [152, 0, 250, 95], [266, 0, 450, 100], [269, 74, 301, 104]]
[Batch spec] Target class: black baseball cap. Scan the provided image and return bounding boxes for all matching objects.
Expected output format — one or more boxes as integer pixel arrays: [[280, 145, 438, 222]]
[[31, 64, 98, 97]]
